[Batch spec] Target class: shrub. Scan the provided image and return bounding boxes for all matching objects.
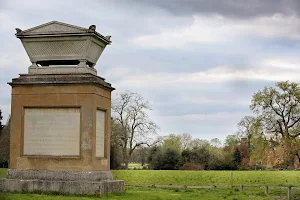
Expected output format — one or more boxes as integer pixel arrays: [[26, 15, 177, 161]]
[[182, 163, 202, 170], [161, 148, 180, 170], [148, 147, 180, 170], [142, 165, 148, 170]]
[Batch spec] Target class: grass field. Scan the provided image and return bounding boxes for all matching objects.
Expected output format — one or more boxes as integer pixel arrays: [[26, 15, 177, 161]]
[[128, 163, 148, 169], [112, 170, 300, 187], [1, 168, 299, 199], [0, 168, 7, 178], [0, 187, 274, 200], [3, 168, 300, 187]]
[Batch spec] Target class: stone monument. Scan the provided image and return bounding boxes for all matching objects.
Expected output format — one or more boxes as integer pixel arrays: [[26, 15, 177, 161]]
[[0, 21, 124, 195]]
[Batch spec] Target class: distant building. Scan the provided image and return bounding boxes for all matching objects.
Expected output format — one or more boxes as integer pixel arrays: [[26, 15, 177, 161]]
[[238, 137, 250, 167]]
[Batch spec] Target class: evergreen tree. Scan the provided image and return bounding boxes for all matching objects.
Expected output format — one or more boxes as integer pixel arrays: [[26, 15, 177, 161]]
[[233, 147, 242, 166], [0, 116, 10, 167]]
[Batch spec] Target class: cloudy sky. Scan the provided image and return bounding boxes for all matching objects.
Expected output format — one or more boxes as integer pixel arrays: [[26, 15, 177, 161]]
[[1, 0, 300, 142]]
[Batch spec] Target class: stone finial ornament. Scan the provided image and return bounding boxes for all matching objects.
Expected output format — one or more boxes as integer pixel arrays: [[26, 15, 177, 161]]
[[15, 28, 22, 34], [88, 25, 96, 32]]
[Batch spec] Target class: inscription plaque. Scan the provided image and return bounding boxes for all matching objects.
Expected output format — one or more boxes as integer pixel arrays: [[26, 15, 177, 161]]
[[23, 108, 80, 156], [96, 110, 105, 157]]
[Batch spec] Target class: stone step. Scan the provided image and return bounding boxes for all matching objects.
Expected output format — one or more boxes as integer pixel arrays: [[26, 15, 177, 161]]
[[6, 169, 113, 182], [0, 178, 124, 195]]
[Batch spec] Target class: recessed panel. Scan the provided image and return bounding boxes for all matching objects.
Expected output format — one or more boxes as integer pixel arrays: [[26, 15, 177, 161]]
[[96, 110, 105, 157], [23, 108, 80, 156]]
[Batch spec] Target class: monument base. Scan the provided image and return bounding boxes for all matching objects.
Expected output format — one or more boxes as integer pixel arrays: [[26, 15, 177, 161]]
[[0, 178, 124, 195], [0, 169, 124, 195], [6, 169, 113, 182]]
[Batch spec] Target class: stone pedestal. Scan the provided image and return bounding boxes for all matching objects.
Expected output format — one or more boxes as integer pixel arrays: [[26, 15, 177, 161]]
[[9, 74, 113, 171], [0, 73, 124, 195]]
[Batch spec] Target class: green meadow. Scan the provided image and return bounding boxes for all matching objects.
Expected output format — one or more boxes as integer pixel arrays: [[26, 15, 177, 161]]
[[0, 168, 7, 179], [1, 169, 300, 199], [0, 188, 274, 200], [3, 168, 300, 186], [127, 163, 148, 169], [112, 170, 300, 187]]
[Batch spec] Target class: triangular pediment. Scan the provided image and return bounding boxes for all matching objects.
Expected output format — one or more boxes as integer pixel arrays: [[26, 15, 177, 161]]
[[22, 21, 87, 34]]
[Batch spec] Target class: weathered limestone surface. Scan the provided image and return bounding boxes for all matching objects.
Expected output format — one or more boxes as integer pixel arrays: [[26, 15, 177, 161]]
[[15, 21, 111, 73], [28, 65, 98, 75], [6, 169, 113, 181], [9, 74, 113, 171], [0, 178, 124, 195], [9, 73, 113, 89]]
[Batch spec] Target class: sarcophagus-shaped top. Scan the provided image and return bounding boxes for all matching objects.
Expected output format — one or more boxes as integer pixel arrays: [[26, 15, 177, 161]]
[[15, 21, 111, 75]]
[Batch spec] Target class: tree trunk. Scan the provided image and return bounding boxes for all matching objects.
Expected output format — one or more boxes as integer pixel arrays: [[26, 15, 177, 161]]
[[288, 160, 295, 170], [296, 153, 300, 163], [124, 160, 129, 169], [284, 136, 295, 169], [122, 145, 129, 169], [141, 158, 145, 166]]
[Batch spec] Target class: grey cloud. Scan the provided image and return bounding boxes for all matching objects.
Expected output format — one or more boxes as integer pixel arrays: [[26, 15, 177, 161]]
[[152, 111, 248, 140], [129, 0, 300, 18]]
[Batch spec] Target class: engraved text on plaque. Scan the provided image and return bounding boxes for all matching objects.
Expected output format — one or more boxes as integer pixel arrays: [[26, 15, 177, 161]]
[[23, 108, 80, 156]]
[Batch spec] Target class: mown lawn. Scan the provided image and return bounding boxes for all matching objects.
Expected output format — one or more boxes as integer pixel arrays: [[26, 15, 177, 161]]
[[112, 170, 300, 187], [128, 163, 148, 169], [0, 187, 274, 200], [3, 168, 300, 187], [1, 169, 300, 199], [0, 168, 7, 178]]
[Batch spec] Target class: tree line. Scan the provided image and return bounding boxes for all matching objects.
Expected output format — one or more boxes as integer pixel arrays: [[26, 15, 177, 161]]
[[111, 81, 300, 170], [110, 91, 245, 170], [146, 133, 246, 170]]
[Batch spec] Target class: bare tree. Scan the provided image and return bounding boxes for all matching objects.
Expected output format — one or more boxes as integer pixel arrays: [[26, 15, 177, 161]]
[[112, 91, 159, 169], [190, 138, 209, 149], [210, 138, 222, 148], [180, 133, 192, 150], [237, 116, 263, 152]]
